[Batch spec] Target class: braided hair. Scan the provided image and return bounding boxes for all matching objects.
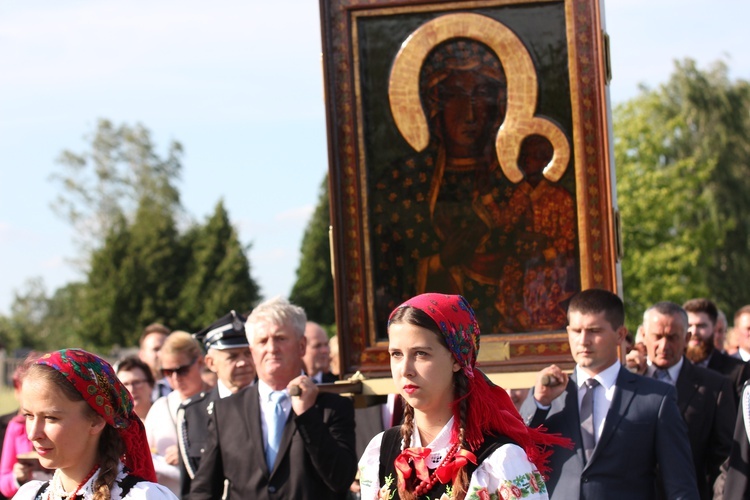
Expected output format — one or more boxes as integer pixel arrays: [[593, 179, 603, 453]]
[[391, 306, 473, 500], [27, 364, 124, 499]]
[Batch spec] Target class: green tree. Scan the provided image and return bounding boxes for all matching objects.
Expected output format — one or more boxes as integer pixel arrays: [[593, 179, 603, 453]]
[[50, 118, 183, 253], [615, 59, 750, 328], [3, 120, 264, 351], [0, 278, 50, 351], [0, 279, 86, 352], [290, 176, 335, 325], [177, 200, 261, 330], [80, 200, 185, 349]]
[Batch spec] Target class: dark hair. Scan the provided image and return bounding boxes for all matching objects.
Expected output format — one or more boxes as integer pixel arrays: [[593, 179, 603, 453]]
[[644, 302, 688, 331], [567, 289, 624, 329], [734, 305, 750, 325], [682, 298, 718, 325], [26, 364, 124, 500], [390, 306, 444, 341], [139, 323, 171, 346], [115, 355, 156, 388]]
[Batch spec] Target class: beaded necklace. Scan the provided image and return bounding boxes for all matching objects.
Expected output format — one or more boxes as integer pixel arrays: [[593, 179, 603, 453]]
[[413, 442, 459, 497], [48, 465, 99, 499]]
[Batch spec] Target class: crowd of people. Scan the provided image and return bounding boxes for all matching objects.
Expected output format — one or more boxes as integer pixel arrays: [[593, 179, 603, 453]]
[[0, 291, 749, 499]]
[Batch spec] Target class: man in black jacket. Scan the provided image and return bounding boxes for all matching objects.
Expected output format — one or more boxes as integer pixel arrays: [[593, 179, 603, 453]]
[[178, 310, 255, 496], [189, 297, 357, 500], [683, 298, 750, 406]]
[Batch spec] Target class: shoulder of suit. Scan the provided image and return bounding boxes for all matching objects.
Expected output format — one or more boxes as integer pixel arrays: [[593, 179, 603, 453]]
[[181, 390, 213, 410], [690, 362, 734, 389], [621, 369, 674, 394]]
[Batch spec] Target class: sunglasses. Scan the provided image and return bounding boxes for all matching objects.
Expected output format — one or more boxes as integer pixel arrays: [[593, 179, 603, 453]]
[[161, 358, 197, 378]]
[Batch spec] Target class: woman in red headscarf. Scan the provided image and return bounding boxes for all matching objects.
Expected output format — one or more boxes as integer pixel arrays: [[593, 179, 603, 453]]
[[13, 349, 177, 500], [358, 293, 569, 500]]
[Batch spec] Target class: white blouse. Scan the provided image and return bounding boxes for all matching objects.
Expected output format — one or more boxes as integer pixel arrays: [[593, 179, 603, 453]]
[[144, 391, 181, 495], [358, 417, 549, 500], [13, 462, 177, 500]]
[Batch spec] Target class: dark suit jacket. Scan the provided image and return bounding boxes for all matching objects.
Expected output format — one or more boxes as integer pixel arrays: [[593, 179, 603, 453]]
[[707, 350, 750, 407], [189, 384, 357, 500], [675, 360, 735, 499], [178, 387, 221, 497], [520, 365, 699, 500]]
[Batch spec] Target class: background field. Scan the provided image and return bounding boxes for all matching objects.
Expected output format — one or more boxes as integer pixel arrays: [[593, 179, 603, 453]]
[[0, 387, 16, 415]]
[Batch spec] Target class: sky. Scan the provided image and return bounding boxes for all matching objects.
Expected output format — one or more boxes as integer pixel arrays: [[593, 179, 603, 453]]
[[1, 0, 748, 317]]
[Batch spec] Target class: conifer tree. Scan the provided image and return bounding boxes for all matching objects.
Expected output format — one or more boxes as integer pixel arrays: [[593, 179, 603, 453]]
[[177, 200, 261, 330], [290, 176, 335, 325]]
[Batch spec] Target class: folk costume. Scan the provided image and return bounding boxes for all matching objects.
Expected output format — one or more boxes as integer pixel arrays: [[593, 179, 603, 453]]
[[358, 294, 569, 500], [13, 349, 176, 500]]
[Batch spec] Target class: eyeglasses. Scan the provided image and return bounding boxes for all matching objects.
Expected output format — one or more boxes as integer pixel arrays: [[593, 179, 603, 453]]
[[161, 358, 197, 378]]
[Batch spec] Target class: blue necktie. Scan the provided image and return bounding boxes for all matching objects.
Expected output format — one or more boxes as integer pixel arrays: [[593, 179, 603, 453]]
[[654, 368, 672, 384], [266, 391, 288, 470]]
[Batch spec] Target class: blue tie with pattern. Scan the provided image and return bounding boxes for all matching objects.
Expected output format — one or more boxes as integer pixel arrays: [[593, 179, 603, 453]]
[[266, 391, 288, 470]]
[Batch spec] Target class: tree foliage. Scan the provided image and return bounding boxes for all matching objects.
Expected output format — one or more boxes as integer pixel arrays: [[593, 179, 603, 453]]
[[615, 59, 750, 328], [177, 200, 261, 331], [290, 176, 335, 325], [50, 118, 183, 254], [0, 279, 86, 352], [1, 120, 261, 351]]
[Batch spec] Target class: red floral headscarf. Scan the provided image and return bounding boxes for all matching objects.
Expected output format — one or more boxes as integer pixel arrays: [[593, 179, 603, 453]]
[[389, 293, 570, 476], [36, 349, 157, 482]]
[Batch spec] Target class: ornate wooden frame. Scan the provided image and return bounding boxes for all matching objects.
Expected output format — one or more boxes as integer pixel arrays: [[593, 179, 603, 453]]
[[320, 0, 619, 377]]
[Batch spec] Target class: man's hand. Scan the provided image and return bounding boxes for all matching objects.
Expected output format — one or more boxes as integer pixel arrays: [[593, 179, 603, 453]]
[[534, 365, 568, 407], [288, 375, 319, 415], [625, 343, 647, 375]]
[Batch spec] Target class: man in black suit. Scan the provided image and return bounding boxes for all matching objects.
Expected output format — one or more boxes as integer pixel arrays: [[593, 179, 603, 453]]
[[190, 297, 357, 500], [303, 321, 337, 384], [520, 289, 698, 500], [628, 301, 735, 499], [178, 310, 256, 496], [683, 298, 750, 405]]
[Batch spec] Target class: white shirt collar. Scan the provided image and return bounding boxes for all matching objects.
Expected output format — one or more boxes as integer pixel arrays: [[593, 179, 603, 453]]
[[575, 360, 621, 390], [410, 416, 454, 449], [647, 356, 684, 381], [217, 379, 233, 399], [258, 379, 289, 401]]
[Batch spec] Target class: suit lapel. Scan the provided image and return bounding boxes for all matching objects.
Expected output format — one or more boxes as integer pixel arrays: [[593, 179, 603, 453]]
[[586, 366, 636, 468], [242, 385, 269, 474]]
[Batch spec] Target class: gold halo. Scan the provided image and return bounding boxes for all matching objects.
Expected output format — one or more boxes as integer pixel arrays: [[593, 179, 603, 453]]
[[388, 12, 570, 183]]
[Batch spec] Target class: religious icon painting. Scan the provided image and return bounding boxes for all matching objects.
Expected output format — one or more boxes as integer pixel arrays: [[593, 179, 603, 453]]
[[320, 0, 621, 377]]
